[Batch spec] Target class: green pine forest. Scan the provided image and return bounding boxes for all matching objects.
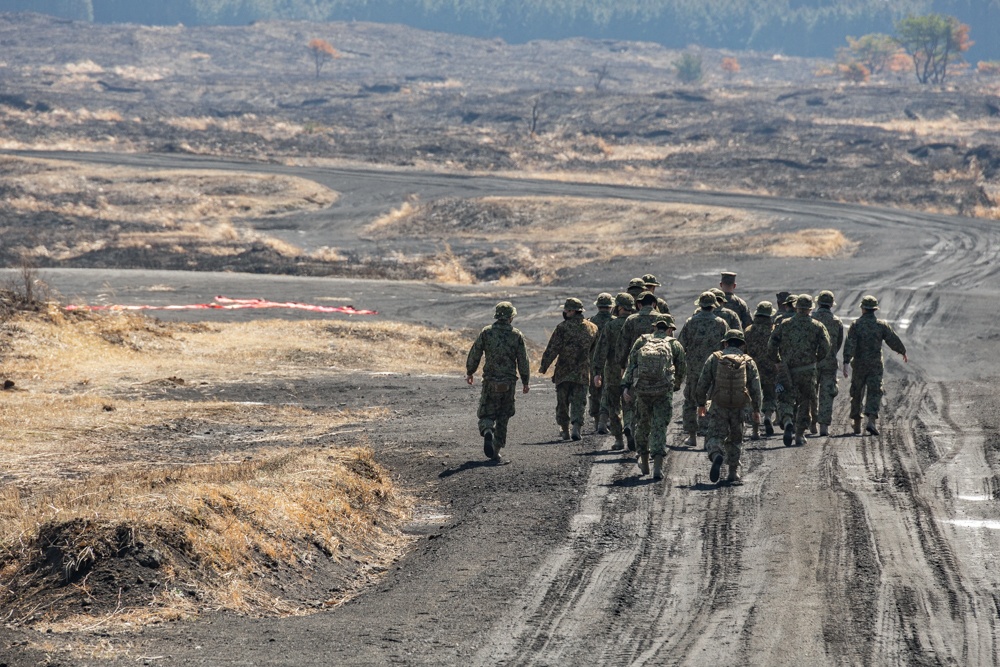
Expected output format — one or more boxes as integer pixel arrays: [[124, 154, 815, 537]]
[[3, 0, 999, 60]]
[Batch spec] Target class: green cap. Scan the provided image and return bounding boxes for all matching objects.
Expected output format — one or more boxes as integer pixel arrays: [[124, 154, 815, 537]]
[[494, 301, 516, 319], [755, 300, 775, 317], [817, 290, 835, 306], [615, 292, 636, 310], [642, 273, 661, 287], [563, 297, 584, 312], [697, 291, 718, 308], [595, 292, 614, 307], [795, 294, 814, 309], [722, 328, 745, 343], [860, 295, 879, 310]]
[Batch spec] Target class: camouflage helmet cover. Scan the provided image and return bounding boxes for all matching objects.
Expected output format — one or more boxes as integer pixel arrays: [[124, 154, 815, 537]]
[[614, 292, 636, 310], [636, 291, 658, 305], [783, 293, 798, 306], [795, 294, 815, 309], [709, 287, 727, 304], [641, 273, 661, 286], [654, 313, 676, 328], [722, 328, 745, 343], [755, 300, 775, 317], [594, 292, 614, 307], [696, 291, 718, 308], [494, 301, 516, 319], [627, 278, 646, 290], [817, 290, 835, 305], [563, 297, 585, 312], [860, 295, 879, 310]]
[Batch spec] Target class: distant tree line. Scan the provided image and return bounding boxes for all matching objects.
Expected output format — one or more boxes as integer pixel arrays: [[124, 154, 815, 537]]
[[2, 0, 999, 61]]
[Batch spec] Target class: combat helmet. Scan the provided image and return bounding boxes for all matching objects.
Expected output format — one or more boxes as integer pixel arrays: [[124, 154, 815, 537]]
[[563, 297, 585, 312], [755, 301, 775, 317], [817, 290, 835, 306], [722, 329, 745, 344], [860, 295, 879, 310], [615, 292, 636, 311], [697, 291, 718, 308], [642, 274, 661, 287], [494, 301, 516, 319], [594, 292, 614, 308], [795, 294, 814, 309]]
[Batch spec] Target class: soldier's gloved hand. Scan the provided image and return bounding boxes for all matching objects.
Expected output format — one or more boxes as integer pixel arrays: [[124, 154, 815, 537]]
[[466, 375, 474, 385], [522, 383, 530, 394], [902, 353, 909, 363], [775, 382, 784, 393]]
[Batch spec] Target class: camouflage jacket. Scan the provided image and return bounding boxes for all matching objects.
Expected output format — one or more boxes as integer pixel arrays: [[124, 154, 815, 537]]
[[696, 305, 742, 332], [768, 313, 831, 373], [593, 315, 628, 379], [466, 320, 530, 384], [678, 310, 729, 376], [540, 313, 599, 385], [772, 310, 793, 327], [622, 332, 686, 393], [843, 311, 906, 370], [617, 307, 659, 369], [695, 347, 763, 410], [724, 292, 753, 329], [744, 315, 777, 385], [812, 307, 845, 371], [655, 297, 670, 314], [589, 310, 613, 335]]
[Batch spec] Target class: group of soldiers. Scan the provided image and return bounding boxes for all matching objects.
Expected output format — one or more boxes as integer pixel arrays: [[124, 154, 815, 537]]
[[466, 271, 908, 485]]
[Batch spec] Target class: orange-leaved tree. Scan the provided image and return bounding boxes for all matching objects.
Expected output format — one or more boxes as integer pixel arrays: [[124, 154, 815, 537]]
[[721, 57, 740, 79], [894, 14, 972, 84], [307, 38, 339, 79], [840, 33, 900, 76]]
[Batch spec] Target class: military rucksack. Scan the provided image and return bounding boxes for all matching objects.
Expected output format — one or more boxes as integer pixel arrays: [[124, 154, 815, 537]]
[[634, 336, 674, 393], [710, 352, 751, 409]]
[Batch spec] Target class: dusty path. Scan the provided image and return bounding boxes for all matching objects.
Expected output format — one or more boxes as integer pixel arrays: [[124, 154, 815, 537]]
[[3, 152, 1000, 665]]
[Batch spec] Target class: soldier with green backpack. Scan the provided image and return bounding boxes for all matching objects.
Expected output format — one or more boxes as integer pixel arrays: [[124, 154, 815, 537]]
[[622, 314, 686, 481], [696, 329, 762, 484]]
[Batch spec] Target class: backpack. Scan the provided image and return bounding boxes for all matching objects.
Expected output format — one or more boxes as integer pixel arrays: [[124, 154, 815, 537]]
[[711, 352, 751, 409], [634, 336, 673, 393]]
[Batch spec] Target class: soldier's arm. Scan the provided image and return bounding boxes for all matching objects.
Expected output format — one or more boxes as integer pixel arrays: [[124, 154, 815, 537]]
[[466, 330, 486, 377], [539, 325, 562, 373], [592, 327, 609, 376], [694, 354, 717, 405], [671, 340, 686, 388], [617, 321, 634, 370], [883, 323, 907, 357], [833, 321, 845, 357], [622, 337, 646, 387], [815, 325, 832, 364], [767, 323, 782, 363], [516, 334, 530, 386], [843, 324, 856, 366], [747, 359, 763, 411]]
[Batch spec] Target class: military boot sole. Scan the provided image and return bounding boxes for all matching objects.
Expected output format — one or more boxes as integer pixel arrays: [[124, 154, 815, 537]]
[[783, 423, 794, 447], [764, 418, 775, 437], [624, 427, 636, 452], [710, 454, 724, 483], [866, 420, 880, 436], [483, 431, 495, 460]]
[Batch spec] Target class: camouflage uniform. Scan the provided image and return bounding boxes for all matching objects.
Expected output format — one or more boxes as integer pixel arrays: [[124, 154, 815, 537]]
[[812, 294, 845, 429], [622, 328, 686, 462], [767, 300, 831, 439], [641, 274, 671, 314], [617, 298, 659, 437], [720, 271, 752, 329], [587, 296, 615, 427], [540, 302, 599, 434], [772, 293, 797, 327], [709, 289, 743, 332], [466, 308, 530, 452], [744, 311, 777, 418], [592, 294, 634, 440], [843, 302, 906, 421], [678, 294, 729, 437], [696, 345, 762, 471]]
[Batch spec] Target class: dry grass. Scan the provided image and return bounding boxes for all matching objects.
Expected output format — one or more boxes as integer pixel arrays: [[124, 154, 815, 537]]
[[0, 307, 473, 629], [810, 115, 997, 142]]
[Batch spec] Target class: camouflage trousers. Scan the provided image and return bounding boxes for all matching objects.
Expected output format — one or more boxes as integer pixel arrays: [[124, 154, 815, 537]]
[[477, 380, 517, 448], [588, 382, 606, 421], [682, 370, 708, 434], [705, 404, 745, 468], [759, 377, 777, 418], [777, 368, 817, 433], [849, 365, 884, 418], [601, 365, 625, 437], [556, 381, 588, 428], [634, 391, 673, 458], [816, 365, 839, 425]]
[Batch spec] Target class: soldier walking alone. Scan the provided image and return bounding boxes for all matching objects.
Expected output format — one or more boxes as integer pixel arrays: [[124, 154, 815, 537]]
[[466, 302, 531, 463], [539, 298, 600, 441], [843, 295, 907, 436]]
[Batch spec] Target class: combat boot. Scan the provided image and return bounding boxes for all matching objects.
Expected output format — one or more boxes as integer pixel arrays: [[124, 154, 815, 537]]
[[652, 454, 664, 480], [560, 426, 570, 441], [611, 435, 625, 451], [819, 424, 829, 437], [751, 422, 760, 441], [795, 427, 806, 446], [710, 454, 724, 483], [637, 452, 650, 476], [571, 424, 582, 441], [764, 417, 774, 437], [597, 415, 610, 435], [483, 430, 495, 460], [809, 421, 818, 435], [727, 465, 742, 484], [684, 431, 697, 448], [852, 417, 862, 435], [783, 422, 794, 447], [624, 426, 636, 451], [865, 415, 880, 436]]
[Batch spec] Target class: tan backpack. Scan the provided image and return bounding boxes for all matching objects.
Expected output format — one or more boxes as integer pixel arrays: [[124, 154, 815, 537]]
[[710, 352, 751, 409]]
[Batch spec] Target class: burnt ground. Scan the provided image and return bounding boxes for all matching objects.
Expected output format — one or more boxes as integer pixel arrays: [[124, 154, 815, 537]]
[[1, 11, 1000, 667]]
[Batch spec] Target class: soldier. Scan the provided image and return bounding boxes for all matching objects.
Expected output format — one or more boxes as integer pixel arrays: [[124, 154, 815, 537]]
[[719, 271, 752, 328], [709, 288, 743, 332], [622, 314, 686, 480], [593, 292, 636, 451], [843, 295, 907, 436], [588, 293, 615, 434], [626, 278, 646, 301], [617, 291, 660, 449], [767, 295, 831, 446], [696, 329, 762, 484], [678, 292, 729, 447], [466, 301, 531, 463], [773, 293, 797, 326], [812, 290, 845, 436], [744, 301, 777, 439], [539, 298, 600, 441], [642, 273, 671, 314]]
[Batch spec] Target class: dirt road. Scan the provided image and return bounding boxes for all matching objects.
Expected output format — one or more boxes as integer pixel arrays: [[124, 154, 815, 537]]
[[3, 152, 1000, 665]]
